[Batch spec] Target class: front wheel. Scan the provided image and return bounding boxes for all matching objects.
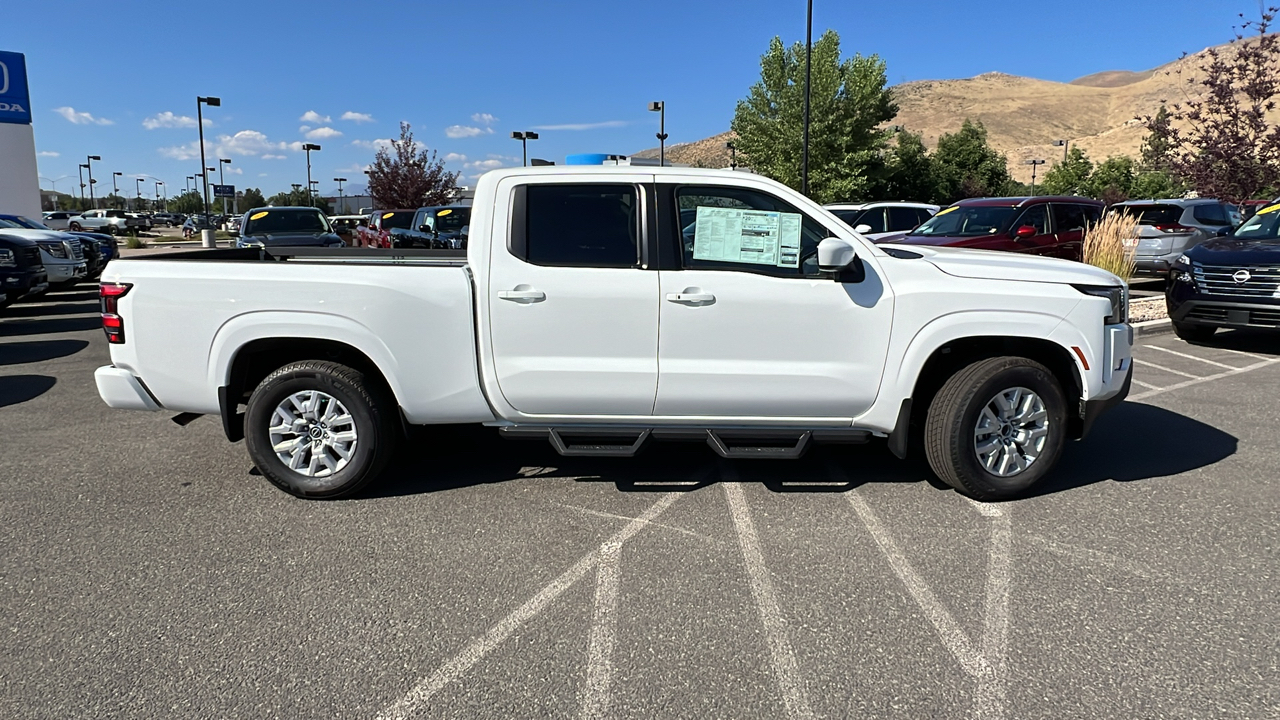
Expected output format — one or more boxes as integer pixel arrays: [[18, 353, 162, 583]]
[[244, 360, 398, 499], [69, 223, 82, 231], [1173, 322, 1216, 342], [924, 356, 1068, 501]]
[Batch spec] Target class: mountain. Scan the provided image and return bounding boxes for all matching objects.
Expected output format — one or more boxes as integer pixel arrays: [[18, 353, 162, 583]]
[[634, 39, 1252, 184]]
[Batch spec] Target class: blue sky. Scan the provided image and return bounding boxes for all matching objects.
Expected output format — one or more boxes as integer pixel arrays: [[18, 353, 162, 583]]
[[9, 0, 1258, 198]]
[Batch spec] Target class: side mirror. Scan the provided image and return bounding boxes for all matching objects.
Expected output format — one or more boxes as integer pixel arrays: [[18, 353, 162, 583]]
[[1216, 227, 1231, 237], [419, 224, 431, 233], [1014, 225, 1037, 239], [854, 223, 873, 234], [817, 237, 857, 272]]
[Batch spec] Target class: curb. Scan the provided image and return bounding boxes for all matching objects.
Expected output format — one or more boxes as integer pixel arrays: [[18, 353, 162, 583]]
[[1133, 318, 1172, 337]]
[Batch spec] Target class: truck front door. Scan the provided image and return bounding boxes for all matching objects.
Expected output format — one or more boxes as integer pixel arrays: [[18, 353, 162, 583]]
[[488, 178, 659, 417], [653, 183, 893, 419]]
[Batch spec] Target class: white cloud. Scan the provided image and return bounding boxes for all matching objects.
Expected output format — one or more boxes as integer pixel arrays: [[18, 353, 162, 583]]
[[531, 120, 628, 131], [471, 113, 498, 125], [261, 154, 287, 160], [299, 125, 311, 133], [442, 152, 467, 163], [258, 172, 270, 177], [54, 106, 114, 125], [305, 127, 343, 140], [465, 159, 506, 172], [219, 130, 290, 156], [299, 110, 331, 124], [37, 151, 59, 157], [142, 111, 208, 129], [336, 163, 371, 173], [351, 138, 424, 152], [341, 111, 375, 123], [445, 125, 492, 139], [158, 140, 210, 161]]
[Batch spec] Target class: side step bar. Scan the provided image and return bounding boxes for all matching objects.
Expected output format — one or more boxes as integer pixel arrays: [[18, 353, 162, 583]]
[[500, 426, 869, 459]]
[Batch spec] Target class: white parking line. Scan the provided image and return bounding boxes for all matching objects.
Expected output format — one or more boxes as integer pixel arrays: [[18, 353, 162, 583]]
[[723, 479, 815, 720], [1211, 347, 1269, 361], [1133, 358, 1201, 379], [974, 511, 1011, 720], [1143, 344, 1240, 369], [1131, 379, 1162, 391], [375, 492, 682, 720], [1129, 356, 1280, 402], [580, 541, 621, 720]]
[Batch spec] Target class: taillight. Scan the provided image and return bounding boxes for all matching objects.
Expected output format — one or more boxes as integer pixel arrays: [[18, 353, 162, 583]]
[[100, 282, 132, 344], [1154, 223, 1195, 235]]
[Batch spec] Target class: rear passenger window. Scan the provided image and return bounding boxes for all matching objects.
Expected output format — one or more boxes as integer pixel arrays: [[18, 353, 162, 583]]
[[1014, 205, 1050, 234], [1051, 204, 1088, 232], [520, 184, 639, 267], [858, 208, 888, 233], [887, 207, 922, 232], [1192, 203, 1228, 225]]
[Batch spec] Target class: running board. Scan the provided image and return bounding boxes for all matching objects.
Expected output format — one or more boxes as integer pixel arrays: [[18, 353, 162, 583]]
[[500, 426, 869, 459]]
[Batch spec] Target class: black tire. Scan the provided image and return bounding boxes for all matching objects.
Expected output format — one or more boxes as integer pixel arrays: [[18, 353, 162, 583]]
[[923, 356, 1068, 501], [1173, 322, 1216, 342], [244, 360, 398, 499], [69, 223, 82, 231]]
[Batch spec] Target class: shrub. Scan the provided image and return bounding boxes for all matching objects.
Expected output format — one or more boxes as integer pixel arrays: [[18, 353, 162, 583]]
[[1082, 213, 1138, 282], [125, 234, 147, 249]]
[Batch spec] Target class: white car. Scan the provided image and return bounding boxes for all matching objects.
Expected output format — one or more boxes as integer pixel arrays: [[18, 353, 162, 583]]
[[824, 201, 940, 241], [41, 211, 77, 231], [69, 209, 142, 235], [95, 167, 1131, 501]]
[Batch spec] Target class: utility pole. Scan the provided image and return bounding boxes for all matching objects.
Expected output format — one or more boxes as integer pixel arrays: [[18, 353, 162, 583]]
[[802, 0, 813, 196]]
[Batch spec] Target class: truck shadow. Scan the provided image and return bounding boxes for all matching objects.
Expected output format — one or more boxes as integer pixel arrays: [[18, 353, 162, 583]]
[[0, 316, 102, 337], [0, 339, 90, 365], [368, 401, 1233, 501], [1, 301, 100, 318], [1184, 329, 1280, 355], [0, 375, 57, 408]]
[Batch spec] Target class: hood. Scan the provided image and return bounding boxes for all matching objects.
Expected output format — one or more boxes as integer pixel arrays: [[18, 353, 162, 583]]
[[1187, 236, 1280, 266], [0, 228, 76, 243], [0, 232, 40, 249], [880, 243, 1122, 286], [244, 232, 340, 247]]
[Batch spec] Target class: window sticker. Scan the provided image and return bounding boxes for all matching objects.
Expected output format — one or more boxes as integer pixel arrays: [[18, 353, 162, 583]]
[[249, 211, 269, 220], [934, 206, 958, 216], [1257, 204, 1280, 215], [382, 212, 395, 219], [691, 206, 802, 268], [437, 208, 452, 216]]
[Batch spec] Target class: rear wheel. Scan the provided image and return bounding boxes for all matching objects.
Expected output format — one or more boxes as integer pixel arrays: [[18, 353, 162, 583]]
[[1173, 322, 1216, 342], [69, 222, 82, 231], [244, 360, 398, 499], [924, 356, 1068, 501]]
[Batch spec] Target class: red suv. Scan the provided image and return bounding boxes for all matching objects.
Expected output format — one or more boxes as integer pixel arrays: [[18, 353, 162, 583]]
[[877, 196, 1104, 261], [356, 209, 415, 248]]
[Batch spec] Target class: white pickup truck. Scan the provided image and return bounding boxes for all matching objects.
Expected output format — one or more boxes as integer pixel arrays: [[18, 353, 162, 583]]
[[95, 167, 1132, 501]]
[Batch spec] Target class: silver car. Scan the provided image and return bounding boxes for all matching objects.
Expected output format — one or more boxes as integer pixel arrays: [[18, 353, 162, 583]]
[[1108, 198, 1237, 273], [823, 201, 940, 241]]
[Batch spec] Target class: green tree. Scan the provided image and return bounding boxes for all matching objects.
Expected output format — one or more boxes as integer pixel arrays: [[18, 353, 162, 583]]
[[731, 30, 898, 203], [1140, 105, 1175, 171], [168, 190, 205, 214], [266, 187, 331, 214], [1040, 147, 1093, 196], [932, 120, 1011, 202], [238, 187, 267, 212], [1130, 170, 1186, 200], [1081, 156, 1136, 204], [880, 131, 941, 203]]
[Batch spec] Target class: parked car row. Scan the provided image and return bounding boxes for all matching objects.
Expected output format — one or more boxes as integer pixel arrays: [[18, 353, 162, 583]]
[[0, 214, 118, 308]]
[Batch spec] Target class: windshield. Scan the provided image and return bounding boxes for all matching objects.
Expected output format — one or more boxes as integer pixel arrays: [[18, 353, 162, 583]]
[[0, 218, 24, 229], [435, 208, 470, 233], [1108, 204, 1181, 225], [10, 216, 48, 229], [910, 206, 1019, 237], [242, 209, 332, 235], [380, 211, 415, 230], [1231, 207, 1280, 240], [105, 210, 127, 219], [829, 209, 869, 228]]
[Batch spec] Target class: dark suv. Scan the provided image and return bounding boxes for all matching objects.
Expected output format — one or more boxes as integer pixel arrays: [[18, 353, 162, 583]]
[[878, 196, 1104, 261], [1167, 204, 1280, 340], [0, 233, 50, 308]]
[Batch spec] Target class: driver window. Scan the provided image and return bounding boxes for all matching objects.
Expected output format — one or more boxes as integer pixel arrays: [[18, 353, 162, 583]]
[[1015, 205, 1049, 234], [676, 185, 831, 277]]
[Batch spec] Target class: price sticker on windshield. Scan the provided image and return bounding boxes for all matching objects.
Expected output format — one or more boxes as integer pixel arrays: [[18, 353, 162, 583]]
[[1257, 204, 1280, 215], [934, 206, 958, 216], [249, 211, 268, 220], [437, 209, 452, 217], [382, 212, 395, 219]]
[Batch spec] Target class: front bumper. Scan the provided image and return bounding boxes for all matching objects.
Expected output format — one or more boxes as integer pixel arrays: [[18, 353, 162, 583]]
[[95, 366, 161, 411], [4, 268, 49, 298], [1170, 299, 1280, 330], [1134, 250, 1181, 273], [1080, 364, 1132, 438], [44, 261, 87, 283]]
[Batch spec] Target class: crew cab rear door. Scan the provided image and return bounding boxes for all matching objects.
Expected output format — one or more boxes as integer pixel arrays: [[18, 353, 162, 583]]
[[487, 175, 659, 416], [653, 182, 893, 419]]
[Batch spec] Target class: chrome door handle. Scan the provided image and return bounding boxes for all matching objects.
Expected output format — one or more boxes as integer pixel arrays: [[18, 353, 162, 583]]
[[665, 292, 715, 304], [497, 289, 546, 303]]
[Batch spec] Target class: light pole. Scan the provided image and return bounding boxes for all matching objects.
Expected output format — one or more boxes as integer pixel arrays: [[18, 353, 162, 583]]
[[156, 181, 165, 211], [334, 177, 346, 213], [196, 95, 220, 247], [309, 180, 319, 208], [86, 155, 101, 209], [726, 141, 737, 170], [219, 158, 231, 215], [802, 0, 813, 196], [39, 176, 71, 209], [510, 131, 538, 167], [1025, 159, 1046, 196], [78, 164, 87, 208], [302, 143, 321, 207], [135, 177, 144, 211], [185, 175, 194, 194], [291, 183, 303, 204], [648, 101, 667, 166], [1052, 139, 1069, 165], [112, 172, 122, 207]]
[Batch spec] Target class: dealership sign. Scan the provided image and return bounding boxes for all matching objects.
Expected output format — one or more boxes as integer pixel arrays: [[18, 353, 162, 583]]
[[0, 51, 32, 125]]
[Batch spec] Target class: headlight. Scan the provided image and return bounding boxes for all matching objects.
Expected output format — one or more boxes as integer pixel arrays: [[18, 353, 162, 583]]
[[39, 242, 68, 259], [0, 249, 14, 267], [1174, 254, 1191, 267], [1073, 284, 1127, 325]]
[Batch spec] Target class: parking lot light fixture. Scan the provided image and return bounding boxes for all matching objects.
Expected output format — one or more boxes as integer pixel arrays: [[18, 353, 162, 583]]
[[218, 158, 231, 215], [196, 96, 220, 247], [1052, 139, 1068, 164], [726, 141, 737, 170], [649, 101, 667, 166], [302, 144, 321, 207], [185, 176, 194, 194], [156, 181, 165, 211], [1025, 158, 1047, 196], [510, 131, 538, 167], [135, 177, 144, 210], [334, 178, 347, 212], [86, 155, 101, 209], [112, 172, 122, 207], [78, 165, 88, 205]]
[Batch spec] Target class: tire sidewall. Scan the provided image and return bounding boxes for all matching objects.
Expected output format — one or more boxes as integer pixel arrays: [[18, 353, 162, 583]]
[[245, 367, 382, 498], [952, 365, 1067, 498]]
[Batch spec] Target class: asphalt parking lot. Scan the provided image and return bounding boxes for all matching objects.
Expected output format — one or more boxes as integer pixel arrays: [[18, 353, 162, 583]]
[[2, 285, 1278, 720]]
